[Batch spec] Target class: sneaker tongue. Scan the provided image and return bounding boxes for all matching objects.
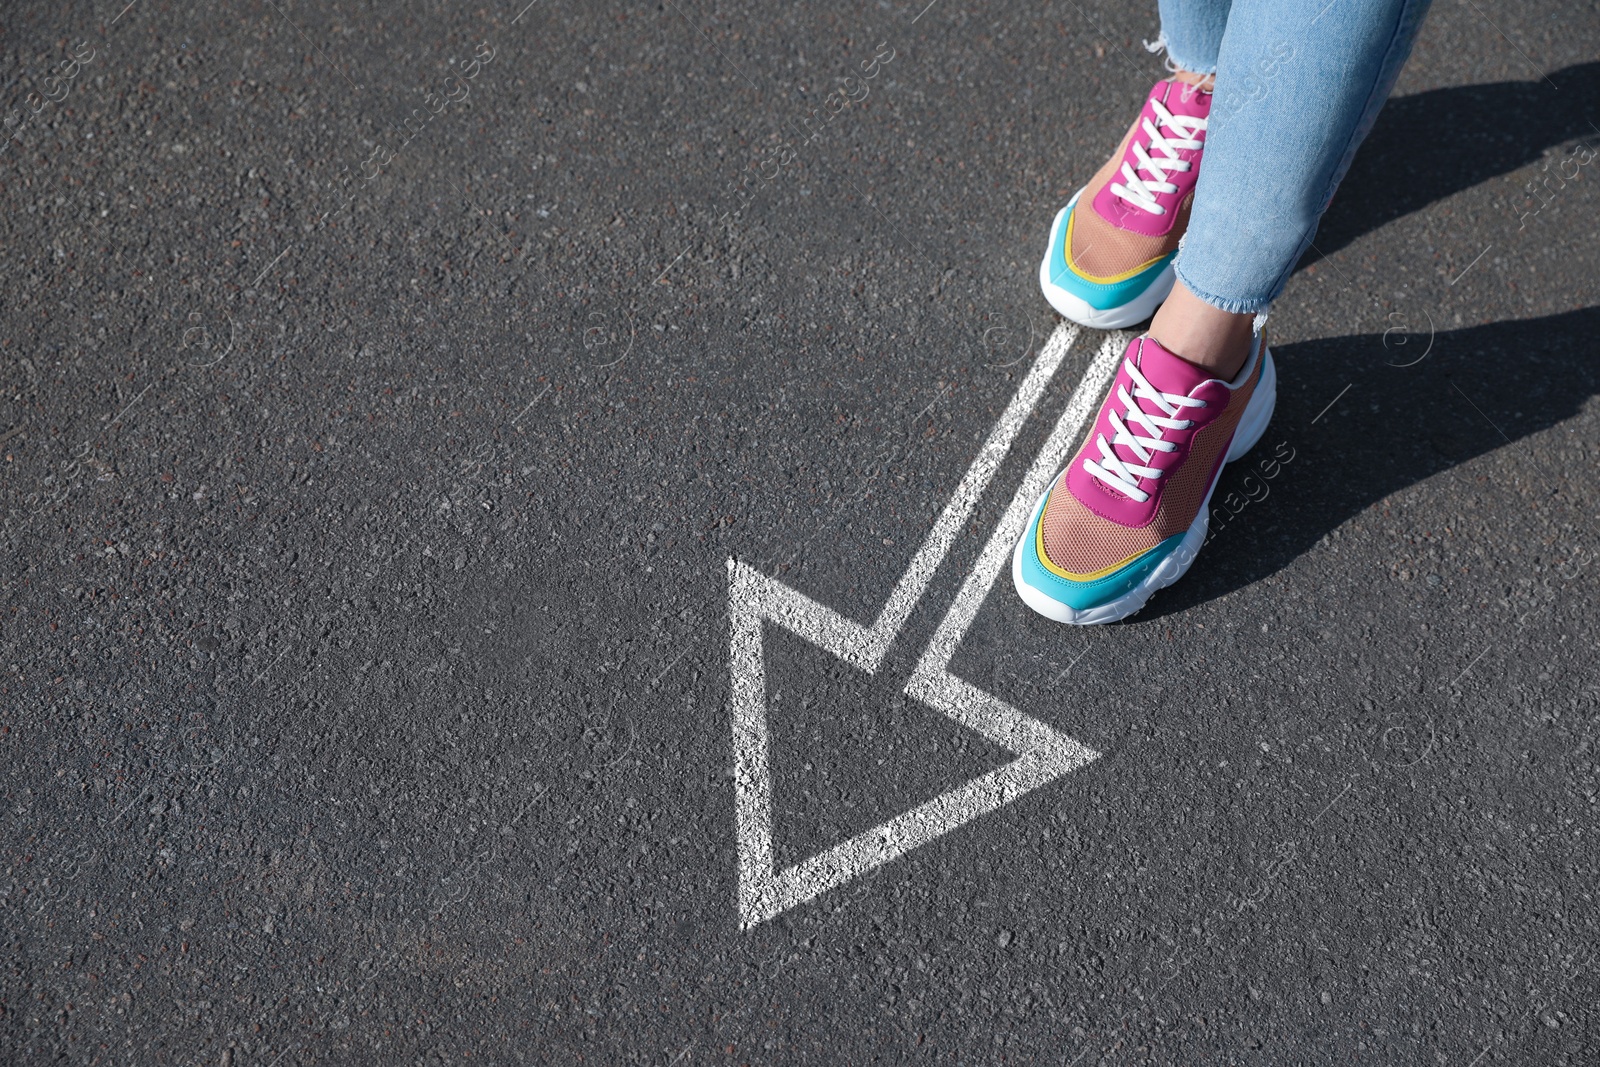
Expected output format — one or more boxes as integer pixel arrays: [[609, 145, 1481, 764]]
[[1156, 78, 1212, 120], [1131, 336, 1214, 397]]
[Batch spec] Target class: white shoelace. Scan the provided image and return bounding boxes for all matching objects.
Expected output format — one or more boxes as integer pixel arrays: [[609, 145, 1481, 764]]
[[1083, 357, 1207, 502], [1108, 98, 1207, 216]]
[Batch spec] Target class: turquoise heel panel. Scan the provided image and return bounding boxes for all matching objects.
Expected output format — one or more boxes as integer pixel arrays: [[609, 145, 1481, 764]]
[[1047, 203, 1176, 312], [1017, 513, 1186, 611]]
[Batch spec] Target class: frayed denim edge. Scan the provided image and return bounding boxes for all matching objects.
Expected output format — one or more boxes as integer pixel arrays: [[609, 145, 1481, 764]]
[[1143, 30, 1218, 76], [1173, 255, 1274, 329]]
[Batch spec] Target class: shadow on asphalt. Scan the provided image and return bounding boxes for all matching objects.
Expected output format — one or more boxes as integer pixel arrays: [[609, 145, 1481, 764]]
[[1142, 304, 1600, 620], [1306, 61, 1600, 263]]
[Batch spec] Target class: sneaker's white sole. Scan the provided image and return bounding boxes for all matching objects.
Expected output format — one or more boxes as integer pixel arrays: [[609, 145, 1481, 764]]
[[1038, 197, 1177, 330], [1011, 344, 1278, 626]]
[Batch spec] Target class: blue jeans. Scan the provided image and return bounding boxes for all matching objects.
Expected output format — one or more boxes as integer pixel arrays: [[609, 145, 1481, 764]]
[[1154, 0, 1435, 317]]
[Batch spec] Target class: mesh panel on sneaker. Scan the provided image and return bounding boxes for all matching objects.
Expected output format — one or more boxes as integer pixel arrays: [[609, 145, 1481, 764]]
[[1070, 191, 1192, 279], [1039, 355, 1259, 575]]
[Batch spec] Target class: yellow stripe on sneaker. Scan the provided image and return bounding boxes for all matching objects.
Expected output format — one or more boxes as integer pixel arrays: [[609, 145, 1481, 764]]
[[1033, 490, 1164, 581], [1063, 203, 1171, 285]]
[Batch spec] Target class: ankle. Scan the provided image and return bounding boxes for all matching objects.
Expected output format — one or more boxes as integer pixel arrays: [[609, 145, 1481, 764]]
[[1172, 68, 1215, 93], [1148, 283, 1253, 381]]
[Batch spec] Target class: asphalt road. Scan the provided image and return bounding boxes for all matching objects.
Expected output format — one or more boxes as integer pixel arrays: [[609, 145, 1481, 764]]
[[3, 1, 1598, 1064]]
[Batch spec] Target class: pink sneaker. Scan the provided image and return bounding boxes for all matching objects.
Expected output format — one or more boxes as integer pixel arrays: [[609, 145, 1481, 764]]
[[1012, 334, 1276, 624], [1039, 79, 1210, 329]]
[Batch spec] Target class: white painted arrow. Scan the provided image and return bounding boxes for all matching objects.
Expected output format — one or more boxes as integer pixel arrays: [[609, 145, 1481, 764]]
[[729, 324, 1128, 928]]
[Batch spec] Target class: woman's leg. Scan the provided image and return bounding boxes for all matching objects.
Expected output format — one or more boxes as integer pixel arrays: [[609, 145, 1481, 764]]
[[1152, 0, 1232, 79], [1153, 0, 1436, 378]]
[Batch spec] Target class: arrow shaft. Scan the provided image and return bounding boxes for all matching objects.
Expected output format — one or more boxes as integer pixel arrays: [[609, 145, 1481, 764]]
[[908, 330, 1127, 734], [866, 323, 1080, 665]]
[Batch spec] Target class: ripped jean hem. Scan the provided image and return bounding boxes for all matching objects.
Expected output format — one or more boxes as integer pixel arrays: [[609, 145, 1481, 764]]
[[1144, 29, 1218, 76], [1173, 256, 1275, 329]]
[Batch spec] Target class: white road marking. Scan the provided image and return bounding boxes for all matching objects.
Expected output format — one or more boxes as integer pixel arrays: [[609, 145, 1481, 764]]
[[871, 321, 1083, 665], [728, 323, 1128, 928], [906, 331, 1124, 740]]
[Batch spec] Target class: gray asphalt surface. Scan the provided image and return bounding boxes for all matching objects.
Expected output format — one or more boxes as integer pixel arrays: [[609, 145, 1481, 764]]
[[3, 0, 1598, 1064]]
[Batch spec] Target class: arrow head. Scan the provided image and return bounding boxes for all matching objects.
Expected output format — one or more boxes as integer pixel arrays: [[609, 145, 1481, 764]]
[[727, 558, 1100, 928]]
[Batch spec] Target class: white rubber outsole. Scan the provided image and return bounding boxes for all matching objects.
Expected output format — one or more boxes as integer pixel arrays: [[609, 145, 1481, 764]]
[[1011, 343, 1278, 626], [1037, 196, 1176, 330]]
